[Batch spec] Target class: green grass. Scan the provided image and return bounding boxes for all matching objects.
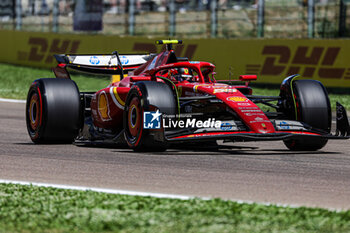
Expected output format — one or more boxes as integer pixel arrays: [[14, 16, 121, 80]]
[[0, 183, 350, 233], [0, 63, 110, 100], [0, 63, 349, 111], [252, 87, 350, 112]]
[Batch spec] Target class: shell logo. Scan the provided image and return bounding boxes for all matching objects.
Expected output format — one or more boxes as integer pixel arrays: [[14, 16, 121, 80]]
[[226, 96, 248, 102], [98, 92, 112, 121]]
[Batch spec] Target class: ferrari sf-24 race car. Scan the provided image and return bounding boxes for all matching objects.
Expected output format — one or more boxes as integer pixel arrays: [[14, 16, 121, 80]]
[[26, 40, 350, 151]]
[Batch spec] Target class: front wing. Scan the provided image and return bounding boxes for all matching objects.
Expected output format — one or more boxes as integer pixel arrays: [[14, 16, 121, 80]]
[[165, 102, 350, 142], [166, 131, 348, 142]]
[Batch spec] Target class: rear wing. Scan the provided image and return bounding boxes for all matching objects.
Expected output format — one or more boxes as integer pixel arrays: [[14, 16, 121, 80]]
[[54, 53, 154, 76]]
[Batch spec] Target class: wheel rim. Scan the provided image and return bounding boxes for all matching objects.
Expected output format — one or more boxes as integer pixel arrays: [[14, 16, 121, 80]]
[[29, 93, 40, 131], [127, 97, 141, 138]]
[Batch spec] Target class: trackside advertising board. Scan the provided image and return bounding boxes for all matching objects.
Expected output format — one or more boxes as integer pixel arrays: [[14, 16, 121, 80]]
[[1, 30, 350, 88]]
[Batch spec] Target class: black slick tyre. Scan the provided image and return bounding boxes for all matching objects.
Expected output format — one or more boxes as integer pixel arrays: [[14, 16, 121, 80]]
[[283, 80, 331, 151], [123, 81, 176, 152], [26, 78, 82, 143]]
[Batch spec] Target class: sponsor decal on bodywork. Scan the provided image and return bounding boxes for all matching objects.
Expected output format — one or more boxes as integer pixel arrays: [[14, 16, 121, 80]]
[[98, 91, 112, 121], [237, 102, 251, 106], [274, 120, 307, 131], [213, 88, 237, 93], [89, 56, 100, 65], [227, 96, 248, 102]]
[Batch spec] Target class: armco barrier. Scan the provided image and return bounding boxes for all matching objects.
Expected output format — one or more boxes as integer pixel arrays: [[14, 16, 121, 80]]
[[1, 30, 350, 88]]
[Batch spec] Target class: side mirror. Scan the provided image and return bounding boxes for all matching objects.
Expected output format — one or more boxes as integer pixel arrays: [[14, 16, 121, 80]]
[[239, 75, 257, 81]]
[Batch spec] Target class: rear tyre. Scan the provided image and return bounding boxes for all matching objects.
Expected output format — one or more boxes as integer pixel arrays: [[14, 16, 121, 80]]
[[123, 81, 176, 152], [283, 80, 331, 151], [26, 78, 82, 143]]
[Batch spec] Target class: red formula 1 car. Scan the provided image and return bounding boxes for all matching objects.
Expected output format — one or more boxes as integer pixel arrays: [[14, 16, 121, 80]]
[[26, 40, 350, 151]]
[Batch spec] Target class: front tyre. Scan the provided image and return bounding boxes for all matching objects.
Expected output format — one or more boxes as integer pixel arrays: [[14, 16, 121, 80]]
[[282, 79, 331, 151], [26, 78, 82, 143], [123, 81, 176, 152]]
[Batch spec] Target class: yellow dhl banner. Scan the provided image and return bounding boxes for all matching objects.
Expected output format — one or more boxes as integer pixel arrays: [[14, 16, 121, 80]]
[[1, 30, 350, 88]]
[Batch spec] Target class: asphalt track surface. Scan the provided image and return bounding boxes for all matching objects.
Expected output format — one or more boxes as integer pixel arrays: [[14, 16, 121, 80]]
[[1, 101, 350, 210]]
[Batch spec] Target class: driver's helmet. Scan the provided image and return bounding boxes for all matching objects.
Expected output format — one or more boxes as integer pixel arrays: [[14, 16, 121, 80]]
[[169, 67, 193, 82]]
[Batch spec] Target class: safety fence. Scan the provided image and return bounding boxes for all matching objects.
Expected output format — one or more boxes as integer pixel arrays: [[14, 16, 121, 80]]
[[0, 0, 349, 38]]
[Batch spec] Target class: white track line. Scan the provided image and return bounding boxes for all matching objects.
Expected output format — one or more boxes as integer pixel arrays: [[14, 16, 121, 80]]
[[0, 179, 193, 200], [0, 98, 26, 103], [0, 179, 343, 211]]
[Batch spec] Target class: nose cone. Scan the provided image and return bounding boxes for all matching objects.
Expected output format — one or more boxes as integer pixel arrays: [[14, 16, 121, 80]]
[[222, 94, 275, 134]]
